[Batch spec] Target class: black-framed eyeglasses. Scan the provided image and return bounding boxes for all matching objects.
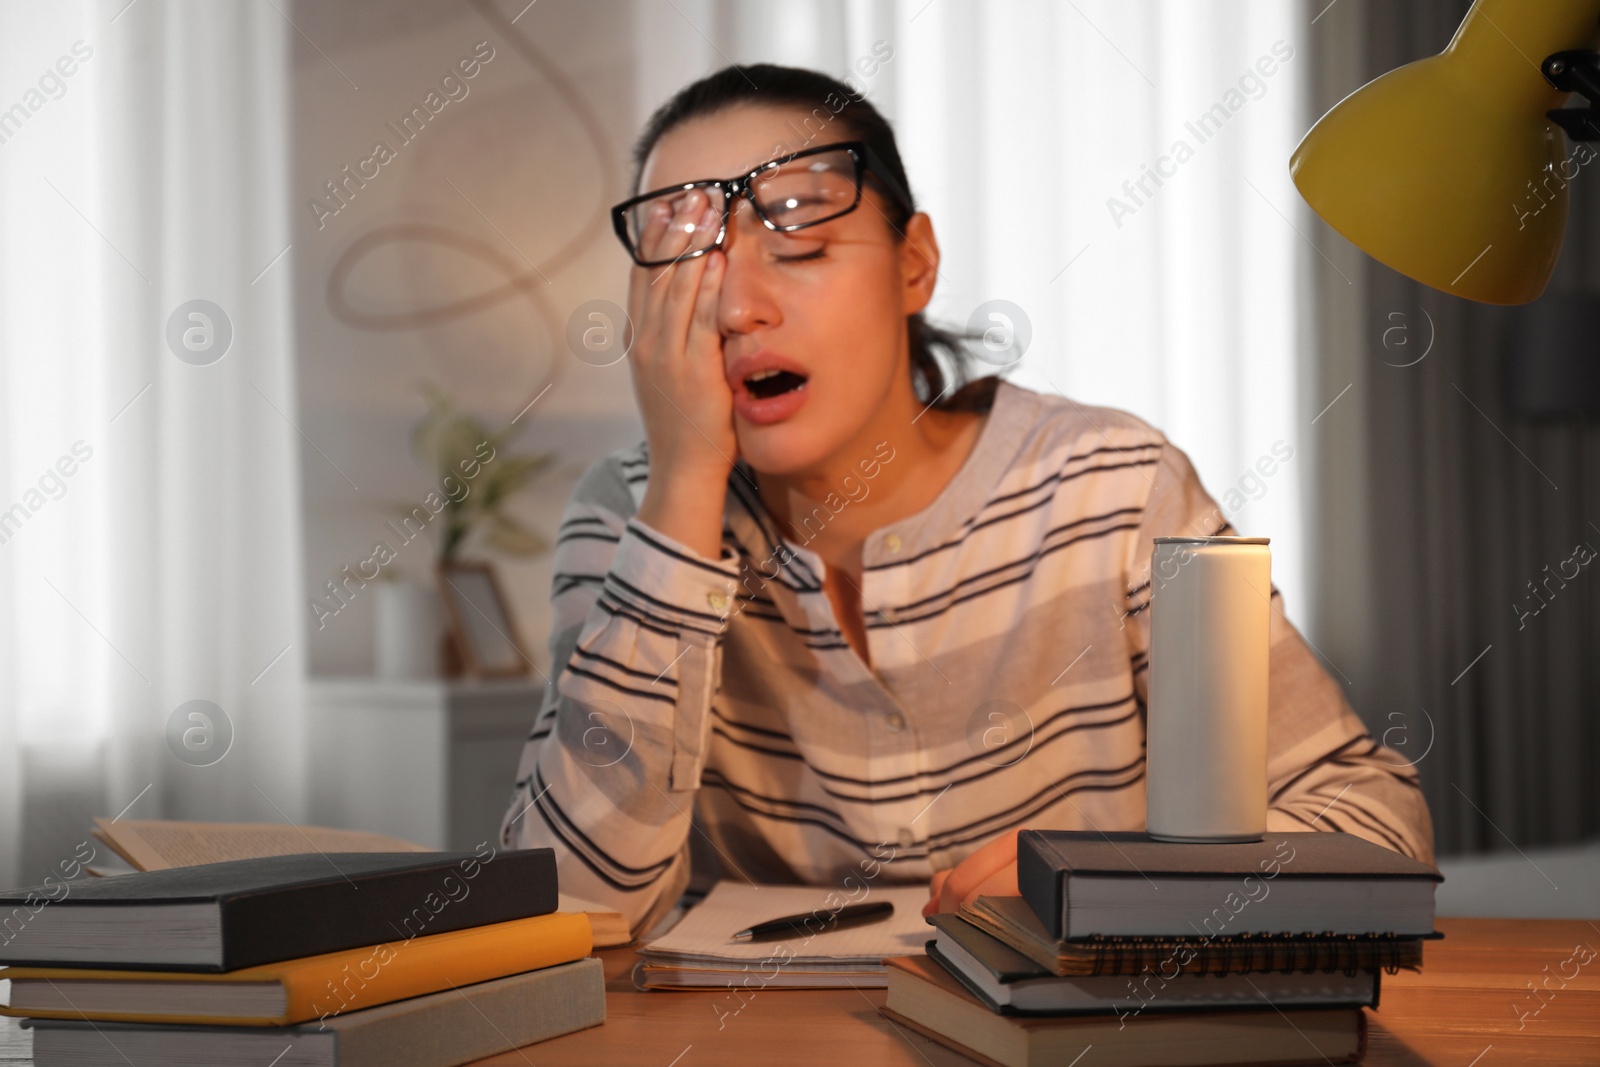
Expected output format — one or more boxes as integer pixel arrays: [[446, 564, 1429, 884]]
[[610, 140, 914, 268]]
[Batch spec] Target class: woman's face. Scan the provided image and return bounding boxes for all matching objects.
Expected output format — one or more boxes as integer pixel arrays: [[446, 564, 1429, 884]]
[[638, 104, 937, 478]]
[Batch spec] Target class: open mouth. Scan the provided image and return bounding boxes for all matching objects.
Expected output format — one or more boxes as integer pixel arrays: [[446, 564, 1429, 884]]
[[743, 368, 808, 399]]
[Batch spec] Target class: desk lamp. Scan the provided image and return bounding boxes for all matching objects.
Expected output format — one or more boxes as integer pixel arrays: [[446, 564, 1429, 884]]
[[1290, 0, 1600, 305]]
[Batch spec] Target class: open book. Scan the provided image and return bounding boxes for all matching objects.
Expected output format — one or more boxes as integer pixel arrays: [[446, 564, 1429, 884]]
[[86, 818, 631, 947]]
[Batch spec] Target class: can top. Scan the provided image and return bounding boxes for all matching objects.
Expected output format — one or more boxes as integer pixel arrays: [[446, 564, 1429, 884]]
[[1153, 535, 1270, 545]]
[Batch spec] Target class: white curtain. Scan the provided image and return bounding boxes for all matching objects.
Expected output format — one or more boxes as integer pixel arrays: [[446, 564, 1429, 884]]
[[0, 0, 305, 889], [634, 0, 1311, 618]]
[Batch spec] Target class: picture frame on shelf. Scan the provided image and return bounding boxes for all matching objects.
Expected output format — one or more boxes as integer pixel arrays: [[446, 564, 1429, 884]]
[[435, 560, 531, 679]]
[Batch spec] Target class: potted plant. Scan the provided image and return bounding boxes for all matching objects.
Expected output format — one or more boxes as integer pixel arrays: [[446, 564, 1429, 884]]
[[404, 386, 556, 678], [411, 385, 556, 564]]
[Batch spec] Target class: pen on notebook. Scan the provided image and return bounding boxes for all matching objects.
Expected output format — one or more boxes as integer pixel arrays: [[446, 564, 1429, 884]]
[[731, 901, 895, 943]]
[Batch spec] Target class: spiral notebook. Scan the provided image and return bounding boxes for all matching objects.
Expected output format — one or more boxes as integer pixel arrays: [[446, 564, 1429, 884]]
[[961, 895, 1430, 978], [926, 912, 1381, 1015]]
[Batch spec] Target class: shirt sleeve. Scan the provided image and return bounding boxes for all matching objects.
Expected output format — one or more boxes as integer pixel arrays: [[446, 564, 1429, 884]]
[[497, 452, 743, 934], [1120, 440, 1437, 866]]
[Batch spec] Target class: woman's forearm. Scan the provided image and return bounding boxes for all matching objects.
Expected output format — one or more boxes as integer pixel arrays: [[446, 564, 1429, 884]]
[[499, 456, 741, 932], [636, 463, 731, 562]]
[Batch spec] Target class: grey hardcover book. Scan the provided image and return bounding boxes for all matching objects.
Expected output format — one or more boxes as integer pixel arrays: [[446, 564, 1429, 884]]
[[22, 957, 605, 1067], [1016, 830, 1442, 940]]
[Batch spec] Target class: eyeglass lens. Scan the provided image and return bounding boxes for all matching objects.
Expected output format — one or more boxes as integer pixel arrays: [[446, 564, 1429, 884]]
[[623, 147, 859, 263]]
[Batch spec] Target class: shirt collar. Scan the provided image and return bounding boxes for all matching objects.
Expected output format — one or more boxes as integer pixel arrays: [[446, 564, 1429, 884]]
[[725, 378, 1034, 578], [863, 378, 1032, 569]]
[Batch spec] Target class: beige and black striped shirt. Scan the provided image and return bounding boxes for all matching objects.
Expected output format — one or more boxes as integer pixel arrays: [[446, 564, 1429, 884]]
[[499, 379, 1434, 934]]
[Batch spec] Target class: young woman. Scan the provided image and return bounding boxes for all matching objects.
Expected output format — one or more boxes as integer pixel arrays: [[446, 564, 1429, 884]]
[[499, 64, 1434, 935]]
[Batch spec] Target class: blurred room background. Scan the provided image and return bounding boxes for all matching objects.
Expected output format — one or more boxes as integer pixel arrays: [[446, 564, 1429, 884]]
[[0, 0, 1594, 917]]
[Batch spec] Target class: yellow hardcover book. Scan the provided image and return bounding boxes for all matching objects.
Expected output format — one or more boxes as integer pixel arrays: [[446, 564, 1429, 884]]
[[0, 910, 592, 1027]]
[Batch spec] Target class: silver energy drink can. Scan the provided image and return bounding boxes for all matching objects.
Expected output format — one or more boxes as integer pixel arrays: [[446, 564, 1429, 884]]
[[1145, 535, 1271, 842]]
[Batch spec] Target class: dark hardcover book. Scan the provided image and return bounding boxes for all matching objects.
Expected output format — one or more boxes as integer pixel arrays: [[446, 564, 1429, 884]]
[[1017, 830, 1442, 941], [926, 915, 1380, 1016], [930, 913, 1050, 982], [0, 848, 556, 972], [23, 956, 605, 1067]]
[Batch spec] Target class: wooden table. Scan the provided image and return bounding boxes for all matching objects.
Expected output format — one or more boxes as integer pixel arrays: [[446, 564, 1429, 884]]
[[0, 918, 1593, 1065], [464, 918, 1600, 1067]]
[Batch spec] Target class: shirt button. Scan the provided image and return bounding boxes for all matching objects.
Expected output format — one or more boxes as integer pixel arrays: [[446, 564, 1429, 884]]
[[885, 533, 902, 554], [884, 711, 906, 732], [896, 826, 915, 849], [707, 591, 730, 612]]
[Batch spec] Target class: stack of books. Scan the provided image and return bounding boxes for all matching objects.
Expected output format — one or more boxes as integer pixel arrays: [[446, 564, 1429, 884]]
[[0, 848, 607, 1066], [882, 831, 1443, 1067]]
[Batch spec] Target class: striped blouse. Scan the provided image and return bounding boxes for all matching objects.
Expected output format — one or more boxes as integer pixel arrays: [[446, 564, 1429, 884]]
[[498, 379, 1434, 934]]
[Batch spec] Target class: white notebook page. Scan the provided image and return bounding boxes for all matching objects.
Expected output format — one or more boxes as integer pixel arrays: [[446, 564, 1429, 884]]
[[641, 881, 933, 965]]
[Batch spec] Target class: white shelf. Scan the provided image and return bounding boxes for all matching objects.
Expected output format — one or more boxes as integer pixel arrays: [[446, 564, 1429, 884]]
[[306, 676, 543, 851]]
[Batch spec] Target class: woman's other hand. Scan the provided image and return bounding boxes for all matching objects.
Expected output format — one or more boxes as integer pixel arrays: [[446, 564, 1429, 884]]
[[626, 190, 737, 559], [923, 828, 1022, 918]]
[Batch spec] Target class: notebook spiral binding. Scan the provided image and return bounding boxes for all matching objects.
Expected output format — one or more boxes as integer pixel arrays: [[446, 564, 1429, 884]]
[[1082, 931, 1421, 977]]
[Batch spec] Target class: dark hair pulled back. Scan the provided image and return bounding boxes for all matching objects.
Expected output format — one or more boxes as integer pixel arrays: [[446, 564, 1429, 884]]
[[630, 62, 999, 415]]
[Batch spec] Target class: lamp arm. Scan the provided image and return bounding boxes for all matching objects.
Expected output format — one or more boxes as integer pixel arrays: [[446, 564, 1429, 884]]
[[1544, 49, 1600, 140]]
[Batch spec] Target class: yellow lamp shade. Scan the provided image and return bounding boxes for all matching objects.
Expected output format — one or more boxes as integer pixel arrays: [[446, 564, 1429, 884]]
[[1291, 0, 1600, 304]]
